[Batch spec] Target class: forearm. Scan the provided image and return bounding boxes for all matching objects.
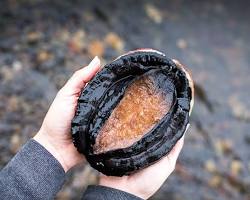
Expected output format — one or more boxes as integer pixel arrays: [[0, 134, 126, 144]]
[[0, 139, 65, 200], [0, 139, 142, 200]]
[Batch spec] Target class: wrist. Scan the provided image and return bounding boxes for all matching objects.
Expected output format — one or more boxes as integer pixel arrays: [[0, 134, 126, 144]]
[[99, 176, 147, 199], [33, 130, 71, 172]]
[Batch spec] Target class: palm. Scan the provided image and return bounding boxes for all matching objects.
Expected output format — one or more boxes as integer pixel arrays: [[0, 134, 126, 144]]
[[100, 135, 184, 199], [34, 57, 101, 171]]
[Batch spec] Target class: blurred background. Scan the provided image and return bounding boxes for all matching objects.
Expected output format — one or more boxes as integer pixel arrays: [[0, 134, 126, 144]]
[[0, 0, 250, 199]]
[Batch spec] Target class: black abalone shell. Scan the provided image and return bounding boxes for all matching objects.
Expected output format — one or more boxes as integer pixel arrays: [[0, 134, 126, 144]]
[[71, 49, 194, 176]]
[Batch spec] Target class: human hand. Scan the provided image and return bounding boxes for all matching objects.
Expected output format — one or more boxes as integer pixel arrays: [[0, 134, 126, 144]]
[[34, 56, 101, 172], [99, 134, 185, 200]]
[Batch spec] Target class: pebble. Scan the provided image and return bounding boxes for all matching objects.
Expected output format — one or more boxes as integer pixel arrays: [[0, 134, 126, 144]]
[[0, 66, 14, 81], [26, 31, 43, 43], [204, 159, 217, 173], [145, 4, 163, 24], [56, 188, 71, 200], [7, 96, 19, 112], [229, 95, 250, 122], [37, 50, 53, 63], [88, 40, 104, 57], [105, 33, 124, 52], [208, 175, 222, 188], [10, 134, 22, 153], [176, 39, 188, 49], [68, 30, 86, 53], [72, 165, 98, 189], [12, 61, 23, 71], [230, 160, 242, 176], [214, 139, 233, 155]]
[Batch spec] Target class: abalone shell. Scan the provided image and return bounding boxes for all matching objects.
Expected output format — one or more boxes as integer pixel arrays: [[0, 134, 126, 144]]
[[71, 49, 194, 176]]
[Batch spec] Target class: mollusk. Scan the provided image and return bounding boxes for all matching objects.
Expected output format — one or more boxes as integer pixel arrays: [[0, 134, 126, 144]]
[[71, 49, 194, 176]]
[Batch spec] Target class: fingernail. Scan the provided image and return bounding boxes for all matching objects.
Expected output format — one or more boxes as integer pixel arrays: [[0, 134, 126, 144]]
[[88, 56, 100, 67]]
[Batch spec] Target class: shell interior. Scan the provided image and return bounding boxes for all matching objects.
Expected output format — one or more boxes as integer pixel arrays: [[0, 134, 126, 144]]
[[94, 71, 174, 154]]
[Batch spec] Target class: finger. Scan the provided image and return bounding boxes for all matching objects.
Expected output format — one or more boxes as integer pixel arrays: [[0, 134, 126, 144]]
[[165, 134, 185, 168], [62, 56, 101, 94], [165, 122, 190, 165], [128, 140, 183, 194], [171, 123, 190, 155]]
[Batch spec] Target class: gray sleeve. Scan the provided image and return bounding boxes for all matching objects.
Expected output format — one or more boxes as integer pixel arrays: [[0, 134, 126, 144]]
[[82, 185, 143, 200], [0, 139, 65, 200]]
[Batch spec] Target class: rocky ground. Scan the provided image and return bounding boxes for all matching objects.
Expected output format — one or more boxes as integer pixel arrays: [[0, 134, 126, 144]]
[[0, 0, 250, 199]]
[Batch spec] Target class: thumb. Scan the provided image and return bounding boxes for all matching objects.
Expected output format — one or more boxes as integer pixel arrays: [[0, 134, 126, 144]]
[[62, 56, 101, 95]]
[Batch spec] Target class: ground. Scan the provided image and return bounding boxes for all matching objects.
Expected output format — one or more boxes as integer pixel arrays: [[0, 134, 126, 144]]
[[0, 0, 250, 199]]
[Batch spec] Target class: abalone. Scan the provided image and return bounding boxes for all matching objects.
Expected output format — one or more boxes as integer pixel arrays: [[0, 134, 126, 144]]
[[71, 49, 194, 176]]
